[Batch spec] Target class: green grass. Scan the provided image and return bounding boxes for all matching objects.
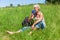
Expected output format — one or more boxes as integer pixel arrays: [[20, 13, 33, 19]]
[[0, 4, 60, 40]]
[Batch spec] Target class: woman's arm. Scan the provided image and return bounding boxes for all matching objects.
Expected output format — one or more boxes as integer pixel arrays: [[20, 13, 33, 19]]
[[28, 13, 34, 20], [32, 12, 43, 28]]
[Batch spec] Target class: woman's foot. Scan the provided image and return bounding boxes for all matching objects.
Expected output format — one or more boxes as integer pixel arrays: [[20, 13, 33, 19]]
[[28, 31, 32, 35], [7, 31, 14, 35]]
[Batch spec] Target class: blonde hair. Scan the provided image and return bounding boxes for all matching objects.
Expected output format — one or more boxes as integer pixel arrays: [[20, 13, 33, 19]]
[[33, 4, 40, 9], [33, 4, 40, 11]]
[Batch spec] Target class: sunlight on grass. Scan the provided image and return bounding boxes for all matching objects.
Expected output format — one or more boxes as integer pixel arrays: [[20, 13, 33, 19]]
[[0, 4, 60, 40]]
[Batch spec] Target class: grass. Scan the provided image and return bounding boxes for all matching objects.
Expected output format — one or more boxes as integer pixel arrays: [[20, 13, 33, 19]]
[[0, 4, 60, 40]]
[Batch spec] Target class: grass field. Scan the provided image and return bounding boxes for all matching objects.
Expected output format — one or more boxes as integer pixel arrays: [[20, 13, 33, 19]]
[[0, 4, 60, 40]]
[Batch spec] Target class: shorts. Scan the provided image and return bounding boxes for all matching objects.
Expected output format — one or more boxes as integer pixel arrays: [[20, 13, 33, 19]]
[[35, 18, 46, 29]]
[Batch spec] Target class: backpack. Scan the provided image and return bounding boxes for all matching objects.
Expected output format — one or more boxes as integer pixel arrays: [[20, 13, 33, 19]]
[[22, 17, 34, 27]]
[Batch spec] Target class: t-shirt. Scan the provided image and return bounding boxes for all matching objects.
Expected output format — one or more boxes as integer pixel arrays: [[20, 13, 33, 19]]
[[32, 10, 36, 17]]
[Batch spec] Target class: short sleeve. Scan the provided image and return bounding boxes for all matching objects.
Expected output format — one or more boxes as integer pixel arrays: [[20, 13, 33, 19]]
[[32, 10, 36, 14]]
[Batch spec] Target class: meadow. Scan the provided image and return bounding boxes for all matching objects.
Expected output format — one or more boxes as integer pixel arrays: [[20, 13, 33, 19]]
[[0, 4, 60, 40]]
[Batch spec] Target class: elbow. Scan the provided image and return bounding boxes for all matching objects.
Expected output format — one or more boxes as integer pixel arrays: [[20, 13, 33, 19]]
[[39, 17, 43, 21]]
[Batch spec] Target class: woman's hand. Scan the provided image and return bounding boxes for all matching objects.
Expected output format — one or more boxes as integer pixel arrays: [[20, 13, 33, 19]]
[[31, 25, 34, 29]]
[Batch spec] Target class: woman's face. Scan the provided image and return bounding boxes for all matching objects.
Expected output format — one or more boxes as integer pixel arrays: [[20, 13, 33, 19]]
[[34, 7, 39, 12]]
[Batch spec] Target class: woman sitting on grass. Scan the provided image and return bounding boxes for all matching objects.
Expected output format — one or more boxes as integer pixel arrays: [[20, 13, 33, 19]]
[[7, 4, 46, 35]]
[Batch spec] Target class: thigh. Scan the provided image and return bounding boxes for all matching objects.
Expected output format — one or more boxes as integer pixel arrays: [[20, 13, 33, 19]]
[[41, 21, 46, 29], [35, 22, 41, 29]]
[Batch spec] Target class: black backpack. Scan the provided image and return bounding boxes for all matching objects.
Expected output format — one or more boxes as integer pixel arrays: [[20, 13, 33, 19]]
[[22, 17, 34, 27]]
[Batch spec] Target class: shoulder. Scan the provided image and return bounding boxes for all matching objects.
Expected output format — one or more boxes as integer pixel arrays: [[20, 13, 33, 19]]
[[38, 11, 43, 17], [38, 11, 43, 15]]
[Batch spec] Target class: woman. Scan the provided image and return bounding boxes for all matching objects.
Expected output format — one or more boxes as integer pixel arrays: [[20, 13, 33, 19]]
[[28, 4, 46, 35]]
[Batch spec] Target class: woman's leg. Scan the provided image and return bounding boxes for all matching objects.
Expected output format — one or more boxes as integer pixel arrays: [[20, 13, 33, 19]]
[[28, 22, 41, 35], [28, 27, 38, 35], [7, 26, 31, 34], [7, 30, 21, 34]]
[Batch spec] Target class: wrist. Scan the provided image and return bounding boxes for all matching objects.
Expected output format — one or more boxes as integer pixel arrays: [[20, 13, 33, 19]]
[[33, 24, 35, 26]]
